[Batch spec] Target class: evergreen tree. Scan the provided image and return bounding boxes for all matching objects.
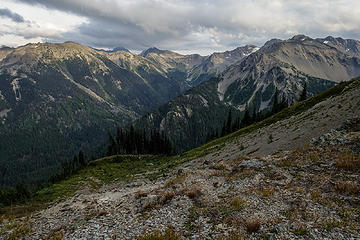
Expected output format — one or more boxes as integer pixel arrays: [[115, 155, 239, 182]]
[[242, 105, 251, 127], [15, 182, 30, 201], [272, 88, 280, 114], [78, 151, 87, 167], [225, 109, 232, 134], [300, 82, 307, 101], [106, 126, 173, 156], [107, 132, 116, 156], [271, 88, 288, 114], [280, 95, 288, 110], [221, 122, 226, 137], [252, 108, 257, 123], [232, 116, 241, 132]]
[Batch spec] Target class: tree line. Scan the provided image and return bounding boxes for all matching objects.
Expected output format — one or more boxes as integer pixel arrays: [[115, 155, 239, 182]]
[[0, 126, 174, 208], [207, 85, 307, 142], [107, 126, 173, 156]]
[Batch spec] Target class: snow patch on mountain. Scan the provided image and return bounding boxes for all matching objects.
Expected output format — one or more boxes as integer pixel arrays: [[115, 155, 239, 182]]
[[199, 95, 209, 107], [11, 78, 21, 101], [0, 108, 11, 118]]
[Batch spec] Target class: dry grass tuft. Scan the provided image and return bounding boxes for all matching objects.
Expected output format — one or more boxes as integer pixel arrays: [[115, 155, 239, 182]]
[[227, 168, 255, 182], [0, 220, 33, 239], [158, 191, 176, 205], [184, 186, 203, 201], [211, 163, 227, 170], [334, 181, 359, 195], [256, 187, 275, 198], [310, 189, 323, 202], [230, 198, 247, 211], [335, 152, 360, 172], [208, 170, 227, 178], [137, 226, 181, 240], [47, 230, 65, 240], [219, 231, 245, 240], [164, 173, 187, 188], [245, 217, 261, 233], [135, 190, 148, 199], [321, 218, 342, 231]]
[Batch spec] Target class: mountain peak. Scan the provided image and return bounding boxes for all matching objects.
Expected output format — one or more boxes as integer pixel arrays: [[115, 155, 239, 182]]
[[139, 47, 168, 56], [235, 45, 257, 51], [0, 45, 14, 50], [263, 38, 282, 48], [93, 46, 130, 53], [291, 34, 312, 41], [112, 47, 130, 53]]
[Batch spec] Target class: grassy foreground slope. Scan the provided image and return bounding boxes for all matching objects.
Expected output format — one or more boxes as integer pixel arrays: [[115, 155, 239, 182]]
[[3, 77, 357, 213], [0, 77, 359, 239]]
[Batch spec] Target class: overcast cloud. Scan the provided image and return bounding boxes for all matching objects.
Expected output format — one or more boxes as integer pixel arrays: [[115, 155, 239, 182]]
[[0, 7, 24, 22], [1, 0, 360, 55]]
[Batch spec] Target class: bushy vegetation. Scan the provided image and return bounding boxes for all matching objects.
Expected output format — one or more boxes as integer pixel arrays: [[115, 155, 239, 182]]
[[0, 183, 31, 208]]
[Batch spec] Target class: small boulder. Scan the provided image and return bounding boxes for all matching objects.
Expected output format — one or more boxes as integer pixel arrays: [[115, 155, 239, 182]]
[[238, 160, 264, 169]]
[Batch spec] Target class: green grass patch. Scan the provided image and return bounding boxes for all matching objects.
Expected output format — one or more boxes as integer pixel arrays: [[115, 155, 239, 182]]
[[33, 155, 171, 204]]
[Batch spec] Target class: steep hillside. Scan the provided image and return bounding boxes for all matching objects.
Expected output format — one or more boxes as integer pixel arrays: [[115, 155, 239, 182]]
[[0, 42, 258, 186], [136, 36, 360, 152], [1, 78, 359, 239], [136, 78, 231, 151], [0, 42, 186, 186], [219, 35, 360, 110], [317, 36, 360, 57]]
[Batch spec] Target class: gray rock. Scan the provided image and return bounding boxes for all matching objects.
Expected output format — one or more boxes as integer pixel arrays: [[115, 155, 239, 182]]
[[238, 160, 264, 168]]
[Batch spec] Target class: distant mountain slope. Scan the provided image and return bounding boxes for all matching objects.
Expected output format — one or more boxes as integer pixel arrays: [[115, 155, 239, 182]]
[[0, 46, 14, 61], [0, 41, 256, 186], [317, 36, 360, 57], [135, 35, 360, 153], [93, 46, 130, 53], [0, 42, 178, 185], [219, 35, 360, 110], [140, 45, 258, 87]]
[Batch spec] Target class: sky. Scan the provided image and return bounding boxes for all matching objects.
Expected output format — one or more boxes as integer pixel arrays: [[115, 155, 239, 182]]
[[0, 0, 360, 55]]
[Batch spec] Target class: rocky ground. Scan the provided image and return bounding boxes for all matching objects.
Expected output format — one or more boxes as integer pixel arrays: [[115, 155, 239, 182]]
[[0, 119, 359, 239]]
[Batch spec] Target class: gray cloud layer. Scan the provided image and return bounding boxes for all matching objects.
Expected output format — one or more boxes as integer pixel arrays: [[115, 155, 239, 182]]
[[0, 8, 24, 23], [11, 0, 360, 54]]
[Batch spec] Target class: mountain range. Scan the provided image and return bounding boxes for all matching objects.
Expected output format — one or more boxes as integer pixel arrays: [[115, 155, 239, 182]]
[[0, 41, 255, 186], [134, 35, 360, 152], [0, 35, 359, 186]]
